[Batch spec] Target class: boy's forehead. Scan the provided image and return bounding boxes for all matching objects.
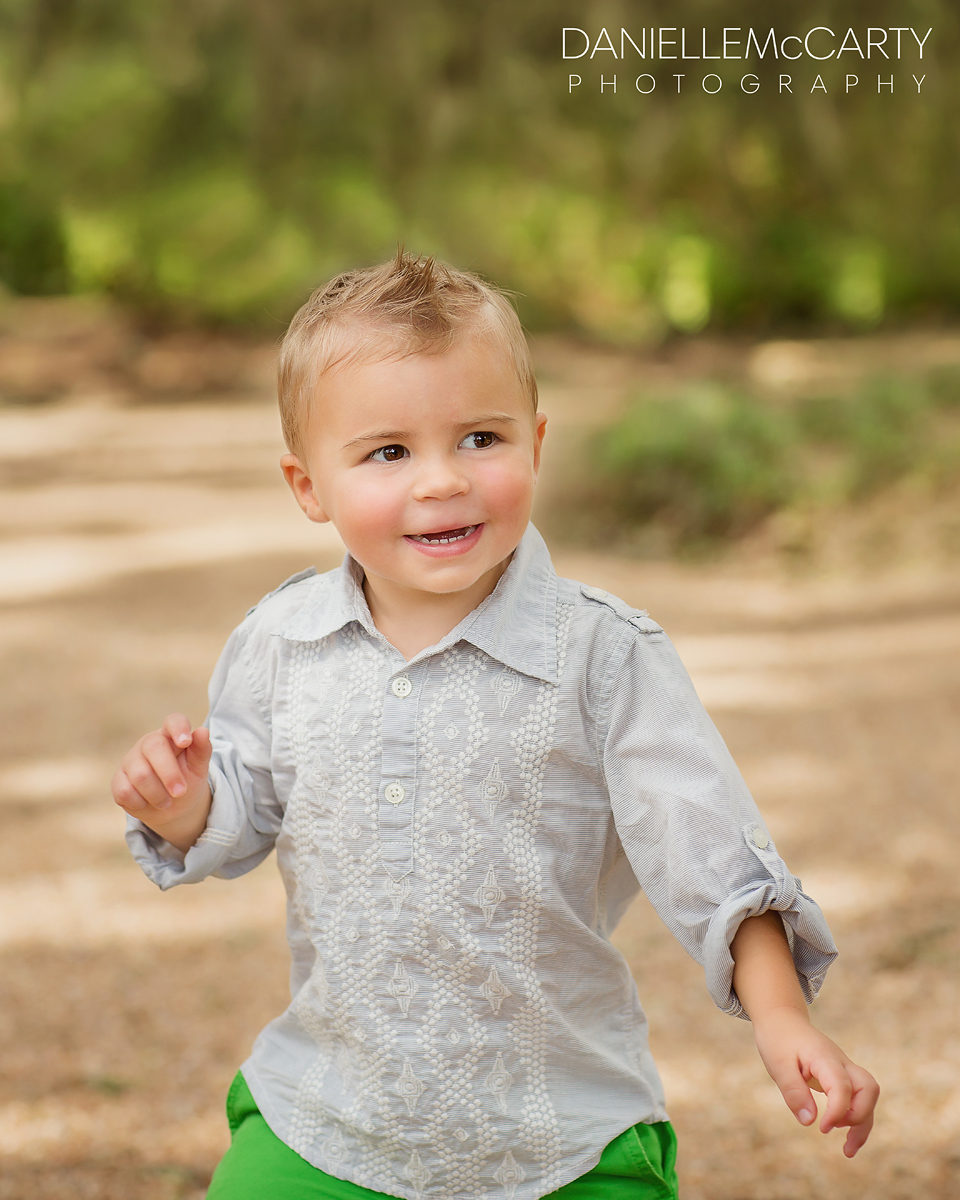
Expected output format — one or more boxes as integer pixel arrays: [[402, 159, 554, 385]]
[[306, 335, 529, 431], [325, 323, 517, 382]]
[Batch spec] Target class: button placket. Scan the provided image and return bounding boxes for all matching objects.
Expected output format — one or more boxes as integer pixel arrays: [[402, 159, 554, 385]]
[[379, 670, 419, 879]]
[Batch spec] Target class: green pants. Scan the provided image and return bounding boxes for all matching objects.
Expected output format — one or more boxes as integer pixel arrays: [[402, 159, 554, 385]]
[[207, 1073, 679, 1199]]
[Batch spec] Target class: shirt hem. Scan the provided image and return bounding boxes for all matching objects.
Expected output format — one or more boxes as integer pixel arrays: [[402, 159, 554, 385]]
[[237, 1060, 669, 1200]]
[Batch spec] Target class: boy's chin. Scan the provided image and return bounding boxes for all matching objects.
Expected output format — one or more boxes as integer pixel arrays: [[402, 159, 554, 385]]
[[425, 555, 514, 596], [398, 570, 495, 596], [372, 557, 509, 598]]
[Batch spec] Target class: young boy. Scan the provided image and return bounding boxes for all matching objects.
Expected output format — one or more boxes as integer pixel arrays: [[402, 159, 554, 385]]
[[114, 252, 878, 1200]]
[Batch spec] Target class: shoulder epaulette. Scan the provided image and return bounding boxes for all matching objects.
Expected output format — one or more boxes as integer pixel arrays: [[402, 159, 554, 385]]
[[245, 567, 318, 618], [578, 584, 664, 634]]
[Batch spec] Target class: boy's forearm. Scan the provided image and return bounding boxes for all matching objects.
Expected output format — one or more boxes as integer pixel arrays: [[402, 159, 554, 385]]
[[731, 910, 808, 1024]]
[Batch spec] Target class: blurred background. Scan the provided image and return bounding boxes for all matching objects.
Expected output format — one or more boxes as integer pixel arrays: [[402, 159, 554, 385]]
[[0, 0, 956, 335], [1, 2, 959, 1198]]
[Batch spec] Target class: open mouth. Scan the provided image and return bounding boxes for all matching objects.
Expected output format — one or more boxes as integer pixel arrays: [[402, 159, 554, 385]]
[[406, 524, 480, 545]]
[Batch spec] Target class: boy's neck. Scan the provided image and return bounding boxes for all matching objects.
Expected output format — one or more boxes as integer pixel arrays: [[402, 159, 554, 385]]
[[362, 558, 511, 661]]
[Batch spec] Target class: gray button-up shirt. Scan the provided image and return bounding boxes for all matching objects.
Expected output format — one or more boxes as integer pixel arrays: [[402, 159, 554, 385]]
[[128, 525, 836, 1200]]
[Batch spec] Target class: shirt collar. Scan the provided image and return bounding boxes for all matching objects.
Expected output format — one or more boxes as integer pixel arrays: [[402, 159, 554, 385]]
[[274, 524, 559, 684]]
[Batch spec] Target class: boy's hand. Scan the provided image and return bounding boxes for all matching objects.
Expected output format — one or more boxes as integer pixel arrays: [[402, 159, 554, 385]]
[[731, 911, 880, 1157], [112, 714, 213, 853], [752, 1006, 880, 1158]]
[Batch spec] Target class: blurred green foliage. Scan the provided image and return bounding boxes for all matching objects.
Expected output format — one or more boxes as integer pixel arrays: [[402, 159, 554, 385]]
[[0, 180, 67, 292], [0, 0, 956, 333], [595, 384, 796, 539], [576, 370, 960, 548]]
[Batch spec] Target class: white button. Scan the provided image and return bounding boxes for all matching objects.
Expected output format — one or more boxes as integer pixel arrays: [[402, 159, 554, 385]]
[[391, 677, 412, 698], [384, 782, 406, 805], [753, 828, 770, 849]]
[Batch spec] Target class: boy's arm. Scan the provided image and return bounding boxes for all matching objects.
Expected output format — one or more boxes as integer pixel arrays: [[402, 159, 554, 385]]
[[731, 911, 879, 1157], [119, 621, 284, 889], [602, 626, 838, 1014]]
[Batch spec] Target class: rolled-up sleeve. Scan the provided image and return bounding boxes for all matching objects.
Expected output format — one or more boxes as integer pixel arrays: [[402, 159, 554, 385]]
[[126, 623, 284, 890], [601, 624, 837, 1018]]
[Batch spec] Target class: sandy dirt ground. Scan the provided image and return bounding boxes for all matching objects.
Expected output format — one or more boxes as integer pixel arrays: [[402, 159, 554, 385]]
[[2, 351, 960, 1199]]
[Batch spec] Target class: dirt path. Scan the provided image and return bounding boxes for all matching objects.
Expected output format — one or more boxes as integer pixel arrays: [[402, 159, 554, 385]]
[[1, 393, 959, 1199]]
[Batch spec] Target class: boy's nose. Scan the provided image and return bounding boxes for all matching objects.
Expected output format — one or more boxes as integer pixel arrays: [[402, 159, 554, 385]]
[[411, 455, 470, 502]]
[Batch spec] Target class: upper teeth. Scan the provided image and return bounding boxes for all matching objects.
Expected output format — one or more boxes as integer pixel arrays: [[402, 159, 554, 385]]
[[415, 525, 477, 544]]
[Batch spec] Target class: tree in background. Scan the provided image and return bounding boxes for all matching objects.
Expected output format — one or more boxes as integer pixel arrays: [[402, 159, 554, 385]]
[[0, 0, 956, 336]]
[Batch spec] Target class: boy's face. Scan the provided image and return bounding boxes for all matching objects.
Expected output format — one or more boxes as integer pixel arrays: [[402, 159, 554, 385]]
[[281, 335, 547, 605]]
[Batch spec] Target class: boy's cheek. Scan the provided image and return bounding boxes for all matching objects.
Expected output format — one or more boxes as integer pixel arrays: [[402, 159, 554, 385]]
[[332, 484, 404, 543], [482, 461, 538, 515]]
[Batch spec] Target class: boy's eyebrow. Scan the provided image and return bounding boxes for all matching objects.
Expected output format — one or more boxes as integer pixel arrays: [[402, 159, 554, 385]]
[[343, 414, 519, 449], [343, 430, 412, 448], [465, 413, 520, 427]]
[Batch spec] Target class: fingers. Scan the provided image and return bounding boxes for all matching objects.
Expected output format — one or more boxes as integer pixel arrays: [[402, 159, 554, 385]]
[[159, 715, 212, 783], [116, 749, 174, 812], [838, 1065, 880, 1158], [114, 715, 203, 815], [761, 1024, 879, 1157], [161, 712, 195, 751], [772, 1062, 818, 1127], [805, 1059, 879, 1157], [184, 725, 213, 776], [140, 729, 189, 800], [815, 1060, 854, 1134], [843, 1116, 874, 1158], [112, 767, 147, 812]]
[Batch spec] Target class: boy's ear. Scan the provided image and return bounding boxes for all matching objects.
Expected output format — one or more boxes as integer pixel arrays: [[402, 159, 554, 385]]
[[532, 412, 548, 477], [280, 454, 331, 524]]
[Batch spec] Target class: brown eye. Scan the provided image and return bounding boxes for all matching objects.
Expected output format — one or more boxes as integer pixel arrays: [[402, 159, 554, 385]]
[[462, 432, 496, 449], [371, 444, 408, 463]]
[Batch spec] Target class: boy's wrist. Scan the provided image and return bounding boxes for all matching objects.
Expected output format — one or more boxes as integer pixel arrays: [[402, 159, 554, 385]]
[[748, 1000, 811, 1031], [135, 787, 213, 854]]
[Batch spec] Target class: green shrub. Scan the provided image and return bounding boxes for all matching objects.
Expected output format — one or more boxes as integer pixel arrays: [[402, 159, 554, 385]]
[[596, 385, 796, 539], [0, 184, 69, 295], [575, 372, 960, 550], [796, 379, 930, 499]]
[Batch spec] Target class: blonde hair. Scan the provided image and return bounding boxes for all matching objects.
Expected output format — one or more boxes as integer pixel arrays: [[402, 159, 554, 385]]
[[277, 249, 538, 456]]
